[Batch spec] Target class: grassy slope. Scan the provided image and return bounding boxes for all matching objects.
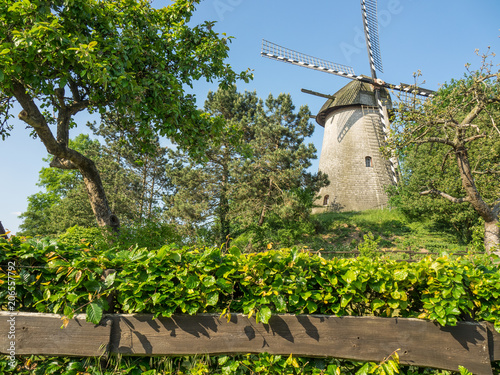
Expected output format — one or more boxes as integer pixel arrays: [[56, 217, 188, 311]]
[[302, 208, 470, 256]]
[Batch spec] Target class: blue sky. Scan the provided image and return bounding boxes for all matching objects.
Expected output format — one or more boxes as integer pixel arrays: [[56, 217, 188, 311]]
[[1, 0, 499, 234]]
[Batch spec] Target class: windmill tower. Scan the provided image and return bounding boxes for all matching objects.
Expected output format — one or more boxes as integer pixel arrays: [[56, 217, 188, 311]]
[[261, 0, 434, 212]]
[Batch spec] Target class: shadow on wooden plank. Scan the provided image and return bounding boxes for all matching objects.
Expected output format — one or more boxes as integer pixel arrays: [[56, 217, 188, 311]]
[[1, 312, 496, 375]]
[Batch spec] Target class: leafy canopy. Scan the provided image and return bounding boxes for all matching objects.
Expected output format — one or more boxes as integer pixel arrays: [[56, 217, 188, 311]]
[[0, 0, 251, 153]]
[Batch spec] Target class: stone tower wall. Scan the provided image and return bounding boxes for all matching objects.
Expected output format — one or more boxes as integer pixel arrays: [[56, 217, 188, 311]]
[[313, 105, 394, 213]]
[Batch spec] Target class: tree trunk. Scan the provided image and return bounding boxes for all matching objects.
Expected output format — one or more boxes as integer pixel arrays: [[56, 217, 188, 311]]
[[484, 219, 500, 256], [79, 160, 120, 231], [258, 178, 274, 227], [454, 146, 499, 254], [455, 146, 494, 221], [12, 81, 119, 232]]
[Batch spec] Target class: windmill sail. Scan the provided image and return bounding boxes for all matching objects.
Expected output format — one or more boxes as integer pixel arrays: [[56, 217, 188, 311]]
[[261, 40, 357, 78], [261, 40, 434, 98], [361, 0, 383, 75]]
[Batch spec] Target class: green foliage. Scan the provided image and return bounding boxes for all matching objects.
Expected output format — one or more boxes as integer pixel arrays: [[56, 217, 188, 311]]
[[18, 134, 142, 235], [1, 237, 499, 374], [458, 366, 473, 375], [1, 237, 499, 331], [358, 232, 381, 258], [387, 52, 500, 250], [0, 0, 251, 152], [305, 209, 469, 256], [356, 349, 400, 375], [57, 222, 181, 250], [0, 352, 440, 375], [1, 0, 251, 229], [165, 86, 327, 247], [386, 143, 481, 244], [58, 225, 103, 248]]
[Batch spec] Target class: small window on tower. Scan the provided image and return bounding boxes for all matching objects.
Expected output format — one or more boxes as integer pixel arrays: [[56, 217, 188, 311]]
[[323, 195, 329, 206], [365, 156, 372, 167]]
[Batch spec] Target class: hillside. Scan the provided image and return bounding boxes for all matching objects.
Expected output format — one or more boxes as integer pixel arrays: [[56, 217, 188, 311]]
[[301, 209, 475, 257]]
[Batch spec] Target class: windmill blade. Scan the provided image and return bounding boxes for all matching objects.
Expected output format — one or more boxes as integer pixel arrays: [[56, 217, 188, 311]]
[[385, 82, 435, 97], [361, 0, 383, 75], [301, 88, 335, 100], [260, 40, 435, 98], [261, 39, 359, 80]]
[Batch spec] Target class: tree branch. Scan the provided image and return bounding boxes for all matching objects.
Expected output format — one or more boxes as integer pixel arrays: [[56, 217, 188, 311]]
[[50, 156, 78, 169], [420, 189, 470, 204], [411, 137, 456, 148], [13, 80, 94, 171], [463, 133, 486, 144], [68, 77, 82, 103], [460, 103, 485, 128], [493, 199, 500, 217], [12, 80, 61, 155], [68, 99, 90, 116], [472, 169, 500, 175]]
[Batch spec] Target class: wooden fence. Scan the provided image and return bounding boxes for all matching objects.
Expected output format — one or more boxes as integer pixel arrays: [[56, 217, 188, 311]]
[[1, 312, 499, 374], [316, 248, 481, 262]]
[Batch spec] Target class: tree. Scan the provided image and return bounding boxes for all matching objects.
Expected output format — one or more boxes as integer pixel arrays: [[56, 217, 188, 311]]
[[387, 142, 481, 244], [164, 86, 260, 244], [19, 134, 141, 236], [388, 51, 500, 254], [234, 93, 328, 229], [164, 87, 328, 247], [88, 112, 171, 223], [0, 0, 249, 230]]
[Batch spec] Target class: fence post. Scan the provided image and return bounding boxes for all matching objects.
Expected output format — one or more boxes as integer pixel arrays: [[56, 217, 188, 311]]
[[0, 221, 8, 239]]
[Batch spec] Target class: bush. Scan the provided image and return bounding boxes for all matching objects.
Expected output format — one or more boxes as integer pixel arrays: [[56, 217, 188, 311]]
[[1, 236, 499, 331], [358, 232, 381, 258], [58, 225, 103, 248], [56, 221, 181, 250]]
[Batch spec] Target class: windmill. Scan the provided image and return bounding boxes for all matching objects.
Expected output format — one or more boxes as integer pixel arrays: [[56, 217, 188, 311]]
[[261, 0, 434, 212]]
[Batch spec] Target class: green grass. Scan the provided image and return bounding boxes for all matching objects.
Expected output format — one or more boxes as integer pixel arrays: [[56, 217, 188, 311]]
[[301, 208, 471, 257]]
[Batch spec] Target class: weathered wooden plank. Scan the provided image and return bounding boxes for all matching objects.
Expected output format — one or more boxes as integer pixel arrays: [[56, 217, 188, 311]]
[[110, 314, 493, 375], [484, 322, 500, 361], [0, 312, 494, 374], [0, 312, 111, 357]]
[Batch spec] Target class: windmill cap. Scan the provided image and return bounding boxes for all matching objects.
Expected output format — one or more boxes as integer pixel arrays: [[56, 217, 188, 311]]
[[315, 78, 392, 127]]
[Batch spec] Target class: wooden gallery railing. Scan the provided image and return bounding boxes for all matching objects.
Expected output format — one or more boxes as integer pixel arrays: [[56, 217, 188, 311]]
[[1, 312, 499, 374]]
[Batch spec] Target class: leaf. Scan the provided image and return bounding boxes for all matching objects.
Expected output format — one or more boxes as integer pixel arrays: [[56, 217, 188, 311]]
[[274, 295, 286, 311], [206, 292, 219, 306], [63, 305, 73, 317], [86, 302, 103, 324], [186, 275, 200, 289], [355, 362, 370, 375], [170, 252, 182, 263], [306, 300, 318, 313], [371, 298, 385, 311], [83, 279, 101, 292], [458, 365, 473, 375], [104, 272, 116, 288], [258, 306, 272, 324], [393, 269, 408, 281], [202, 276, 216, 288], [343, 270, 357, 284], [60, 316, 70, 329], [341, 294, 353, 308], [228, 246, 241, 256]]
